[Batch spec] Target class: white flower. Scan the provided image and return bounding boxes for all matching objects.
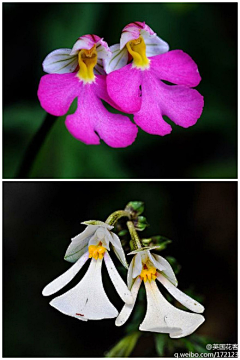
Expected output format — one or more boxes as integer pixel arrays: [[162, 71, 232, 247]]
[[115, 248, 205, 338], [42, 221, 133, 321]]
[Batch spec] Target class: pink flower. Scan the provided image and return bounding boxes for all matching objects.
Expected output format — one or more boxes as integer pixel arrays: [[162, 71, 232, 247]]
[[106, 22, 204, 136], [37, 34, 138, 147]]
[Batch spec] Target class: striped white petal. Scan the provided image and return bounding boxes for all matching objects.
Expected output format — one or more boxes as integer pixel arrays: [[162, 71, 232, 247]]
[[157, 273, 204, 314], [115, 276, 142, 327], [43, 48, 78, 74], [140, 281, 205, 338], [104, 44, 128, 74], [104, 252, 132, 304], [152, 254, 178, 286], [141, 31, 169, 57], [42, 251, 89, 296], [50, 258, 118, 321], [94, 59, 106, 75]]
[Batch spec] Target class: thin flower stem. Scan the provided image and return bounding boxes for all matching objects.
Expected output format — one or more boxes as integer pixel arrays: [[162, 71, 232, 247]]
[[105, 210, 131, 226], [16, 113, 58, 178], [127, 221, 142, 249]]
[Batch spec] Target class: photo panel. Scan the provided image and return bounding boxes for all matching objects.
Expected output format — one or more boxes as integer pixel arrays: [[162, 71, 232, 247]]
[[3, 2, 237, 179], [3, 181, 237, 357]]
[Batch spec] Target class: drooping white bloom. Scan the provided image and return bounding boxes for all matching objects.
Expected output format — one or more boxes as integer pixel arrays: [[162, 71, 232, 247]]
[[116, 248, 205, 338], [42, 221, 133, 321]]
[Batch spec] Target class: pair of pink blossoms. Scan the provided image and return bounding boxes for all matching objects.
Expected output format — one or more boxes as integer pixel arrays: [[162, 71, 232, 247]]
[[38, 22, 204, 148]]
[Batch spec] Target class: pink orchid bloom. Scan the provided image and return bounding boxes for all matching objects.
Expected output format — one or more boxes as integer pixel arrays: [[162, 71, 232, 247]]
[[106, 22, 204, 136], [37, 34, 138, 147]]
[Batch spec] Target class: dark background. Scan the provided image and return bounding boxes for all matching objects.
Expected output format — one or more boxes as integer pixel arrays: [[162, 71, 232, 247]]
[[3, 181, 237, 356], [3, 3, 237, 179]]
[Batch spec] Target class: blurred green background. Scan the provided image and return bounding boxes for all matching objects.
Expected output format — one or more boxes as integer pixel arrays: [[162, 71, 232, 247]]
[[3, 182, 237, 356], [3, 3, 237, 179]]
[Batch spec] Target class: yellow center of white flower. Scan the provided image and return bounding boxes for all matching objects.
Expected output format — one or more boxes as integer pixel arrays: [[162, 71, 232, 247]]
[[126, 36, 150, 70], [77, 45, 98, 83], [140, 263, 157, 282], [88, 243, 106, 260]]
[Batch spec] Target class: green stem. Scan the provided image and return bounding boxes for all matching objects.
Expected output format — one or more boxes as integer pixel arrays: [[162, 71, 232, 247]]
[[127, 221, 142, 249], [105, 210, 131, 226], [16, 113, 58, 178]]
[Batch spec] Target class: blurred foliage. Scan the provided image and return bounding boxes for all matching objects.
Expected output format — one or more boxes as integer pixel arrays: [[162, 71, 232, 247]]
[[3, 3, 237, 178], [105, 331, 141, 357]]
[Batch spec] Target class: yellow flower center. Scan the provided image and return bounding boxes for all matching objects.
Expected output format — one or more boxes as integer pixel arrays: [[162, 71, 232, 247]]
[[140, 264, 157, 282], [126, 36, 150, 70], [77, 45, 98, 84], [88, 243, 106, 260]]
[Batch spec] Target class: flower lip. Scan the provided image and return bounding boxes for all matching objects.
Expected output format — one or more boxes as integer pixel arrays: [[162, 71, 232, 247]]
[[126, 36, 150, 69]]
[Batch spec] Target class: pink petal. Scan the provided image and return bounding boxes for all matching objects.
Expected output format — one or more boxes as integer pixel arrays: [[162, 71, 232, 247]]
[[66, 79, 138, 147], [37, 73, 80, 116], [150, 50, 201, 87], [134, 72, 172, 136], [106, 64, 142, 113], [134, 71, 203, 134], [157, 81, 204, 128], [93, 75, 125, 112]]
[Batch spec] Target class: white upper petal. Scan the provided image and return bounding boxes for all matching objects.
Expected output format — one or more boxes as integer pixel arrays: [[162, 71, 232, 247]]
[[141, 31, 169, 57], [42, 48, 78, 74], [42, 251, 89, 296], [64, 225, 97, 263], [120, 21, 155, 49], [109, 232, 128, 269], [151, 254, 178, 286], [103, 44, 129, 74], [132, 253, 143, 278], [147, 250, 165, 271], [104, 252, 133, 304], [127, 257, 134, 289], [50, 258, 118, 321], [157, 273, 204, 314], [115, 276, 142, 327], [140, 280, 205, 338], [70, 34, 111, 59], [96, 42, 112, 60]]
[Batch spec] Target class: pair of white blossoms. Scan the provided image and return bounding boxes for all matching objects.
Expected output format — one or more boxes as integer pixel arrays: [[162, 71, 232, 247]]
[[43, 222, 205, 338]]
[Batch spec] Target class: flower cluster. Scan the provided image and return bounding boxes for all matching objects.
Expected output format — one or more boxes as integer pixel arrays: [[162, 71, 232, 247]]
[[43, 204, 205, 339], [38, 22, 204, 148]]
